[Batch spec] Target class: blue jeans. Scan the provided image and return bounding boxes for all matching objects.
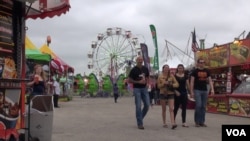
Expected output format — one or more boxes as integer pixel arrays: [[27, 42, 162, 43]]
[[133, 87, 150, 126], [194, 89, 208, 124]]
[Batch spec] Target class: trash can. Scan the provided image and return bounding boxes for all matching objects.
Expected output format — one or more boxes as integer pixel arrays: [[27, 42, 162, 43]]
[[25, 95, 54, 141]]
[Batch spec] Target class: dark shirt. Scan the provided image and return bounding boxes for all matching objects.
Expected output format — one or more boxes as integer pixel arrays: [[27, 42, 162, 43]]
[[113, 85, 119, 95], [175, 74, 188, 93], [128, 66, 149, 88], [191, 68, 210, 91], [32, 81, 45, 95]]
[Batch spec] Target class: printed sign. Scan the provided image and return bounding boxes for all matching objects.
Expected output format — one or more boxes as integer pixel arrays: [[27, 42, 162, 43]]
[[0, 0, 14, 52]]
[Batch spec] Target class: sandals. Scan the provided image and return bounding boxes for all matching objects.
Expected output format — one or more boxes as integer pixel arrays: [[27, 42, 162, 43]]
[[163, 124, 168, 128], [200, 123, 207, 127], [182, 124, 189, 128]]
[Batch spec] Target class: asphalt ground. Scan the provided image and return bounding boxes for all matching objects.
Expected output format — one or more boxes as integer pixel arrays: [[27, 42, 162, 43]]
[[51, 96, 249, 141]]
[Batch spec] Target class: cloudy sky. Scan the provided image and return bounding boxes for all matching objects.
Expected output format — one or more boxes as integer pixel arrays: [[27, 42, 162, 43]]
[[26, 0, 250, 75]]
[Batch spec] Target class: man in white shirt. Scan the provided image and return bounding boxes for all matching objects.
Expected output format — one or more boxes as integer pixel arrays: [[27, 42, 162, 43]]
[[53, 78, 61, 108]]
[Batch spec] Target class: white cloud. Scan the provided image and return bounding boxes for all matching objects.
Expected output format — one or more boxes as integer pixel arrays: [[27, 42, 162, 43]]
[[26, 0, 250, 74]]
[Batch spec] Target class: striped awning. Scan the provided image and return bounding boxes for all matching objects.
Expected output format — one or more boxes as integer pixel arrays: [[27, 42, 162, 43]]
[[25, 0, 70, 19]]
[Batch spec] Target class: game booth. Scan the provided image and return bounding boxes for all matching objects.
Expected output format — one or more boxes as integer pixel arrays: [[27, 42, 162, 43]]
[[0, 0, 71, 141], [195, 37, 250, 118]]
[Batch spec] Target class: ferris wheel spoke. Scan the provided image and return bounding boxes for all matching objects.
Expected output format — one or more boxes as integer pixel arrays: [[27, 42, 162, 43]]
[[118, 49, 135, 57], [103, 38, 114, 51], [118, 42, 134, 54], [115, 35, 123, 52], [96, 59, 110, 70], [111, 35, 117, 52], [98, 62, 109, 70], [116, 36, 128, 52], [96, 56, 110, 62], [98, 44, 111, 54]]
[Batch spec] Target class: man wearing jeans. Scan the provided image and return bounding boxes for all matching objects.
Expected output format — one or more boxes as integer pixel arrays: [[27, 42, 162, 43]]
[[128, 56, 150, 130], [190, 58, 214, 127]]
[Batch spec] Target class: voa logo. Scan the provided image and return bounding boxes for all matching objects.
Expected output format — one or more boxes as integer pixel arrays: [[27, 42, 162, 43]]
[[226, 129, 246, 136]]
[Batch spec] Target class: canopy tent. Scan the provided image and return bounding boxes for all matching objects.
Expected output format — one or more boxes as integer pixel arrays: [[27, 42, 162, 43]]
[[25, 0, 71, 19], [40, 44, 74, 73], [25, 36, 51, 62]]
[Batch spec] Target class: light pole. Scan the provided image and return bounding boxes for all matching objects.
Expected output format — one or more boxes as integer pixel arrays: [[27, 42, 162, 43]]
[[83, 78, 88, 95]]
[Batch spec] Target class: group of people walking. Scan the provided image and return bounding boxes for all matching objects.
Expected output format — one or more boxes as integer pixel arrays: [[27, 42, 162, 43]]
[[128, 56, 214, 130]]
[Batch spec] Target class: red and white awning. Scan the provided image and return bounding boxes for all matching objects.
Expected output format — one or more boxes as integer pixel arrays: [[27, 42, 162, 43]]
[[50, 59, 64, 74], [25, 0, 70, 19]]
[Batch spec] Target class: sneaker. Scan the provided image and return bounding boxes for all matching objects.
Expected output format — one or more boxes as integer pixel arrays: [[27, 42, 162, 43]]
[[182, 124, 189, 128], [171, 124, 177, 130], [138, 125, 145, 130], [195, 123, 200, 127]]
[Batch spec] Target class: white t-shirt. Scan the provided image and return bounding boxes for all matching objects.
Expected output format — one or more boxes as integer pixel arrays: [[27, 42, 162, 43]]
[[53, 81, 61, 95]]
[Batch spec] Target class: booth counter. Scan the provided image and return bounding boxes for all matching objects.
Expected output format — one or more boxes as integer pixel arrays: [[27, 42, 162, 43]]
[[207, 79, 250, 118]]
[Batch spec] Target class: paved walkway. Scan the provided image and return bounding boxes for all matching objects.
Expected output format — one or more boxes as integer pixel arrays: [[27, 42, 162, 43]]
[[51, 96, 249, 141]]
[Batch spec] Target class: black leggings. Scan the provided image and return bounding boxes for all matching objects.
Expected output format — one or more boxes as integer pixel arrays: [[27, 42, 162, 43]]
[[174, 93, 188, 123], [114, 93, 118, 102], [53, 94, 59, 107]]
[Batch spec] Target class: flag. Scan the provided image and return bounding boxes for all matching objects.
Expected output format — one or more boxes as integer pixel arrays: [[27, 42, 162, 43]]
[[192, 29, 199, 52], [149, 24, 159, 71], [140, 43, 151, 72]]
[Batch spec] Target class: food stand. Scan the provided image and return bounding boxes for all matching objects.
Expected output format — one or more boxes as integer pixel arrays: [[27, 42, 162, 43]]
[[195, 37, 250, 117], [0, 0, 71, 140], [0, 1, 27, 140]]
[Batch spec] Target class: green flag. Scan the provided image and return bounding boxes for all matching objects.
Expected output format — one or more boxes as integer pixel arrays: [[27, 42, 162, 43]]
[[149, 24, 159, 71]]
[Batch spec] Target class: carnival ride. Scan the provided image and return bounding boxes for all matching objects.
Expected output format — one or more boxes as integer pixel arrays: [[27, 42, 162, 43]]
[[162, 33, 195, 69], [87, 27, 141, 82]]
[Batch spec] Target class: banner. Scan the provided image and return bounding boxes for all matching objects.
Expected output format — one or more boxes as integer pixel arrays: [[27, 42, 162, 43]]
[[229, 39, 250, 66], [149, 24, 159, 71], [228, 96, 250, 117], [140, 43, 151, 72]]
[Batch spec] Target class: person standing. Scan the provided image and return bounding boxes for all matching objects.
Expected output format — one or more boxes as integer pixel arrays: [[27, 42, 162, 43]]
[[174, 64, 190, 127], [27, 64, 47, 97], [53, 78, 61, 108], [148, 83, 154, 107], [157, 64, 179, 129], [190, 58, 214, 127], [113, 83, 119, 103], [128, 56, 150, 130]]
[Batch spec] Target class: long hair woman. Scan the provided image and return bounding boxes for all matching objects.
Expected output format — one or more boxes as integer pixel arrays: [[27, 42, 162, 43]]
[[157, 64, 179, 129], [174, 64, 190, 127]]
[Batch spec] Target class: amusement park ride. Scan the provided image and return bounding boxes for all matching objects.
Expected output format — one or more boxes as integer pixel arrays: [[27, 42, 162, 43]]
[[87, 27, 142, 82]]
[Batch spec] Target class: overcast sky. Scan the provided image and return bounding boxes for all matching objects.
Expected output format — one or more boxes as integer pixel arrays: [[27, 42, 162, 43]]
[[26, 0, 250, 75]]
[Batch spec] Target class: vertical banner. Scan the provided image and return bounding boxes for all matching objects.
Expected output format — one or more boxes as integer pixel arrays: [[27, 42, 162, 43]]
[[140, 43, 151, 72], [149, 24, 159, 71]]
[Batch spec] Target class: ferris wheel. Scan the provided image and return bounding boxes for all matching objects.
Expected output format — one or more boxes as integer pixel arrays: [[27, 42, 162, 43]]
[[87, 27, 141, 81]]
